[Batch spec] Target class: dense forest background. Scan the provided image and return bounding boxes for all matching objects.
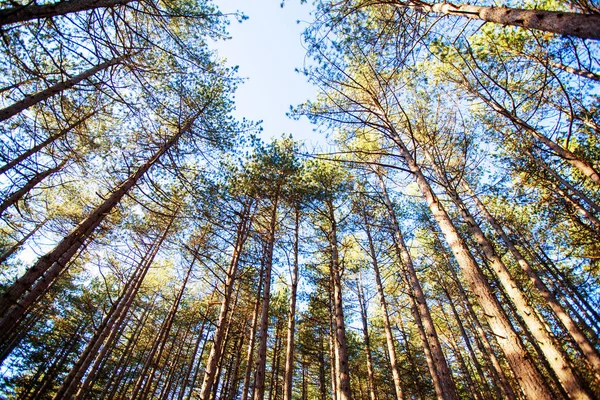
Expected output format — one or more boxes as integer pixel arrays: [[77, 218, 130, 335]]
[[0, 0, 598, 399]]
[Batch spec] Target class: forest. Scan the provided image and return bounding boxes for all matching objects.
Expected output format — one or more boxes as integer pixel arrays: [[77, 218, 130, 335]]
[[0, 0, 598, 399]]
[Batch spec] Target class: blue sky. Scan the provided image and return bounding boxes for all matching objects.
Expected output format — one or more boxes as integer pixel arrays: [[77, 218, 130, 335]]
[[213, 1, 326, 148]]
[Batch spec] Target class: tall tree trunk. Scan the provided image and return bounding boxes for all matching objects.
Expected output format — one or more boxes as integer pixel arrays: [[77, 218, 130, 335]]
[[253, 196, 279, 400], [356, 273, 377, 400], [326, 200, 352, 400], [0, 0, 137, 26], [241, 260, 265, 400], [200, 200, 253, 399], [426, 148, 594, 399], [0, 114, 196, 343], [361, 208, 404, 400], [376, 173, 459, 400], [383, 122, 554, 399], [463, 181, 600, 377], [0, 56, 127, 122], [283, 204, 300, 400]]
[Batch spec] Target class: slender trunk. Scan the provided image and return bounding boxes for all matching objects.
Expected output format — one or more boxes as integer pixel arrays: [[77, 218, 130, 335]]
[[376, 173, 458, 400], [0, 159, 67, 217], [0, 56, 127, 122], [0, 0, 137, 26], [178, 318, 207, 400], [0, 112, 96, 175], [327, 201, 352, 400], [410, 1, 600, 40], [357, 274, 377, 400], [283, 204, 300, 400], [0, 114, 196, 342], [328, 316, 337, 400], [241, 261, 265, 400], [134, 252, 195, 400], [0, 218, 47, 265], [463, 181, 600, 378], [472, 87, 600, 185], [253, 196, 279, 400], [384, 123, 554, 399], [361, 209, 404, 400]]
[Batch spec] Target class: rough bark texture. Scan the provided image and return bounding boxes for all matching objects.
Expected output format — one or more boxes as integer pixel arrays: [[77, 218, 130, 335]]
[[463, 181, 600, 381], [415, 1, 600, 40], [0, 0, 136, 26]]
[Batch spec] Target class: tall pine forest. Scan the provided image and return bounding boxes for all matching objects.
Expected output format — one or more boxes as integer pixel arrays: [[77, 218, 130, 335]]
[[0, 0, 598, 399]]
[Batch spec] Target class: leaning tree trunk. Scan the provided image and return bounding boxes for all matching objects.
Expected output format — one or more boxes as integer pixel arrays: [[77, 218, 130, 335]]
[[0, 158, 67, 218], [0, 56, 127, 122], [283, 204, 300, 400], [383, 120, 555, 399], [462, 180, 600, 380], [0, 113, 196, 349], [0, 0, 137, 26], [199, 201, 253, 399], [0, 111, 96, 176]]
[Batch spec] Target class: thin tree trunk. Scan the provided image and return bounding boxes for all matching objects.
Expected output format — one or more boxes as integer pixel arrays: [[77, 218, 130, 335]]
[[361, 208, 404, 400], [357, 273, 377, 400], [253, 196, 279, 400], [0, 113, 196, 342], [0, 158, 67, 217], [0, 56, 127, 122], [0, 218, 47, 265], [200, 200, 253, 399], [241, 260, 265, 400], [0, 111, 96, 175], [0, 0, 137, 26], [326, 201, 352, 400], [284, 204, 300, 400]]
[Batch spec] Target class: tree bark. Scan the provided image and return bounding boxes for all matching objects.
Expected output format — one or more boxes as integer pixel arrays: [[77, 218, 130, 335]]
[[0, 0, 137, 27], [462, 181, 600, 380], [253, 197, 279, 400], [356, 274, 377, 400], [283, 204, 300, 400], [408, 1, 600, 40], [376, 173, 459, 400], [361, 208, 404, 400]]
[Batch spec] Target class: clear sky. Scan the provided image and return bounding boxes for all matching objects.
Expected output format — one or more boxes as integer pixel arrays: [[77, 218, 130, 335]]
[[213, 1, 326, 148]]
